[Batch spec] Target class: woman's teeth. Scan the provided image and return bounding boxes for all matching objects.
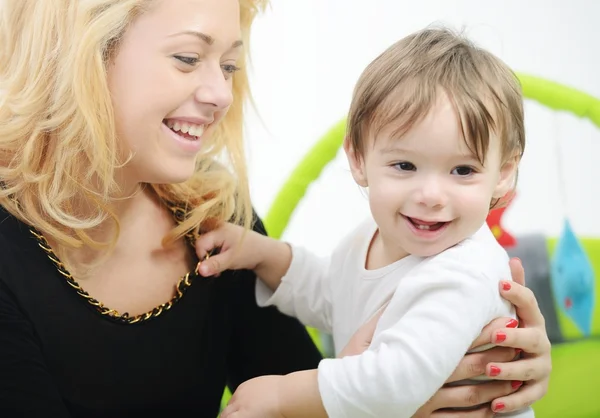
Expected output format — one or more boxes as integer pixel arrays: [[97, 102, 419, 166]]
[[165, 120, 205, 139]]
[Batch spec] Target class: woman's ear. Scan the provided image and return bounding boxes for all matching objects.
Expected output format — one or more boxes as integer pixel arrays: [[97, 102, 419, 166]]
[[343, 137, 368, 187], [493, 157, 519, 198]]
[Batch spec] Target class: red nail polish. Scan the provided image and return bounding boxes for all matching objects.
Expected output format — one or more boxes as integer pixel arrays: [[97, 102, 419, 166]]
[[496, 331, 507, 343], [489, 366, 502, 376], [506, 319, 519, 328], [494, 402, 506, 412], [511, 380, 523, 389], [502, 281, 512, 291]]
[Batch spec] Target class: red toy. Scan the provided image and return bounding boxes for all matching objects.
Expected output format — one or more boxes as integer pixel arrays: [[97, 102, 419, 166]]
[[486, 192, 517, 248]]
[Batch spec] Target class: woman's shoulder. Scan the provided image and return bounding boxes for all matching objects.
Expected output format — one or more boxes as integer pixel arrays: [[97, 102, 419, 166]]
[[0, 204, 29, 237], [0, 206, 39, 277]]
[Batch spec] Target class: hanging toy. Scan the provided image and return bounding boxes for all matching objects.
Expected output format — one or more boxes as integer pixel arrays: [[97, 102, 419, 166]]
[[486, 191, 517, 248], [550, 219, 595, 336]]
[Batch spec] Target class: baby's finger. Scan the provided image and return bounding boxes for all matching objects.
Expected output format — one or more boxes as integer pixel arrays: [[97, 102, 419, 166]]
[[490, 381, 543, 414], [195, 231, 224, 260], [196, 253, 230, 277], [220, 404, 235, 417]]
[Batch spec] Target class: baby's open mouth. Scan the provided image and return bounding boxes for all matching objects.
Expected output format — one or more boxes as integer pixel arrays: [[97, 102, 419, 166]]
[[406, 217, 448, 231]]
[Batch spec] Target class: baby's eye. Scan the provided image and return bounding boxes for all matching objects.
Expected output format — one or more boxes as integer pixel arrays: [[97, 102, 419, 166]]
[[451, 166, 475, 176], [393, 162, 416, 171]]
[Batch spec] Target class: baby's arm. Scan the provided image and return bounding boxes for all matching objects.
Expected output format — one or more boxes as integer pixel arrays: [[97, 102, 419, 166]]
[[279, 258, 506, 418], [194, 222, 292, 291], [195, 222, 336, 332]]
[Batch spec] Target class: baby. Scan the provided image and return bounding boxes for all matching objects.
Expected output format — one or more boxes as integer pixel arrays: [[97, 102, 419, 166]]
[[197, 27, 533, 417]]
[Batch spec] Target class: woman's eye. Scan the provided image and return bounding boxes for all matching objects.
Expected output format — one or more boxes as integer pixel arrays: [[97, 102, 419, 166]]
[[221, 64, 241, 75], [221, 64, 241, 80], [174, 55, 199, 66], [451, 166, 475, 176], [394, 162, 416, 171]]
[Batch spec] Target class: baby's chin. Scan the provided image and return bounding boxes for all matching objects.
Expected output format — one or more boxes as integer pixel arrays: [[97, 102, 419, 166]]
[[406, 235, 467, 258]]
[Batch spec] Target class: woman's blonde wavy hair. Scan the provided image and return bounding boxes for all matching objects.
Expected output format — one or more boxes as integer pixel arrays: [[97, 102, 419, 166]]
[[0, 0, 267, 254]]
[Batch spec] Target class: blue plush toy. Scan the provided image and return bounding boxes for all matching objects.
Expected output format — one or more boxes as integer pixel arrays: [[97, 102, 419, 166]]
[[550, 219, 596, 336]]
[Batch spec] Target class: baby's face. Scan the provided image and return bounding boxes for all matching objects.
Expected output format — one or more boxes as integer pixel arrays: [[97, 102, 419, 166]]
[[347, 92, 516, 258]]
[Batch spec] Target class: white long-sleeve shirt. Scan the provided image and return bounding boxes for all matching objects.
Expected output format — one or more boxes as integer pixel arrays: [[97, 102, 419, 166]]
[[256, 219, 534, 418]]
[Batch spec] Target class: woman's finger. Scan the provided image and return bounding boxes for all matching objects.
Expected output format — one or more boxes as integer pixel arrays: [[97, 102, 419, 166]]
[[468, 317, 519, 350], [446, 347, 517, 383], [429, 381, 517, 410], [339, 301, 389, 357], [509, 257, 525, 286], [489, 326, 551, 356], [490, 381, 544, 414], [430, 406, 494, 418], [486, 355, 551, 382], [499, 281, 545, 328]]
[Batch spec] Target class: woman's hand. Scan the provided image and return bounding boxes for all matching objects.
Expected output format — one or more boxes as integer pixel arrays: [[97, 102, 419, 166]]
[[482, 258, 552, 413], [413, 258, 551, 417], [344, 258, 551, 417]]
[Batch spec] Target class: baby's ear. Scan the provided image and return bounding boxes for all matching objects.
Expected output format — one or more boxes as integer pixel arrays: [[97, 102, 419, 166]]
[[343, 137, 368, 187], [493, 156, 519, 198]]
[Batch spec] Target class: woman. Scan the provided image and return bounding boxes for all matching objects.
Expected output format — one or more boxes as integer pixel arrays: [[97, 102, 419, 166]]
[[0, 1, 550, 417]]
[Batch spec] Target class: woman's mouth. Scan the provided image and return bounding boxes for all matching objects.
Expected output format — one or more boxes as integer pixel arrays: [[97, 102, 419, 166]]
[[163, 119, 205, 141]]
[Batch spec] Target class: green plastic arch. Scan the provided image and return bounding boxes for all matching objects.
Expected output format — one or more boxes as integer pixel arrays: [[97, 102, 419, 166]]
[[263, 73, 600, 237]]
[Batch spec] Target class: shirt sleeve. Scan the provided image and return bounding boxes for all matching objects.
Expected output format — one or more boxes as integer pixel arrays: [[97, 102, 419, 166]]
[[0, 279, 71, 417], [317, 257, 506, 418], [255, 245, 334, 333], [226, 215, 323, 391]]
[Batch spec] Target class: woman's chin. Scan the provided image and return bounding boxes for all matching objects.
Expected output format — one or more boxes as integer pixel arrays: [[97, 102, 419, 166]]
[[136, 165, 197, 186]]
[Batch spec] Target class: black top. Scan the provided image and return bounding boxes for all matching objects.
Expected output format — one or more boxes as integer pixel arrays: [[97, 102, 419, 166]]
[[0, 207, 322, 418]]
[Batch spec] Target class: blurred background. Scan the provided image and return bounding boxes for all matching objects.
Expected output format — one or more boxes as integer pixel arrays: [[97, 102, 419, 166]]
[[245, 0, 600, 252]]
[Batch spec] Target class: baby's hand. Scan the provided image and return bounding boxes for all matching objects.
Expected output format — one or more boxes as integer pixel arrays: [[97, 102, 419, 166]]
[[220, 376, 285, 418], [194, 222, 263, 277]]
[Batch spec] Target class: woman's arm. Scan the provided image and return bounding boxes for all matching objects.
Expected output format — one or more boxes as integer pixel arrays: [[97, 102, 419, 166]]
[[0, 279, 71, 417]]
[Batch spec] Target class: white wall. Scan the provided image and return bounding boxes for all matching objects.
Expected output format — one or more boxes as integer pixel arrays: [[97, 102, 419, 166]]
[[244, 0, 600, 256]]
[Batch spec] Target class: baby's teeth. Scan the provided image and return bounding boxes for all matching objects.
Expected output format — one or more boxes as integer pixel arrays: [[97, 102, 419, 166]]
[[417, 224, 431, 230], [181, 123, 190, 134], [173, 122, 181, 131]]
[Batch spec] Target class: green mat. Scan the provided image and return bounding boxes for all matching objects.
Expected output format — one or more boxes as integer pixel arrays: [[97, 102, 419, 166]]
[[532, 339, 600, 417]]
